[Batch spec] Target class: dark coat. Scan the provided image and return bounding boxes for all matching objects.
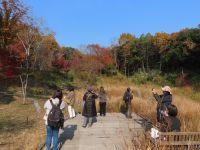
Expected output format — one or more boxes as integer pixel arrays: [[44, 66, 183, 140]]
[[123, 91, 133, 103], [82, 91, 98, 117], [153, 93, 172, 110], [161, 116, 181, 132]]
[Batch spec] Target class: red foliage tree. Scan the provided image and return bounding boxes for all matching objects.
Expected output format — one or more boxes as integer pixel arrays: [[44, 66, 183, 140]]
[[52, 57, 70, 71], [0, 42, 25, 78], [86, 44, 114, 67]]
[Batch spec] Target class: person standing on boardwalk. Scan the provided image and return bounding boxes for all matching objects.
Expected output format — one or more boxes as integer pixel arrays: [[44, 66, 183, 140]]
[[98, 86, 108, 116], [43, 89, 65, 150], [82, 86, 98, 127], [63, 86, 76, 119], [152, 86, 172, 123], [123, 87, 133, 118]]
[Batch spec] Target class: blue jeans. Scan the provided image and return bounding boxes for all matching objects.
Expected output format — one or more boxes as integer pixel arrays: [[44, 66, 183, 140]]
[[46, 126, 59, 150]]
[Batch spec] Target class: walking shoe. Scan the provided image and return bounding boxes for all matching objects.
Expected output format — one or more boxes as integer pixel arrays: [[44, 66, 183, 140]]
[[87, 124, 92, 127], [82, 124, 86, 128]]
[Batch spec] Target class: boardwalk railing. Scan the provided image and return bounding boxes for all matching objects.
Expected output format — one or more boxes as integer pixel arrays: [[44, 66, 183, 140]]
[[135, 113, 200, 149], [150, 132, 200, 150]]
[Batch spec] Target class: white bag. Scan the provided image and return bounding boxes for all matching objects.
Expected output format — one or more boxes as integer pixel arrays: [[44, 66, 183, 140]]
[[150, 128, 159, 139]]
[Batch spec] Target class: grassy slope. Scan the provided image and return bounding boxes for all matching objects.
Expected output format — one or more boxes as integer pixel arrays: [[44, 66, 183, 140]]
[[0, 76, 199, 149], [0, 96, 46, 150]]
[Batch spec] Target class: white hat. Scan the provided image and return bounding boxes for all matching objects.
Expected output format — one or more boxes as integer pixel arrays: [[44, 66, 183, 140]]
[[161, 86, 172, 94]]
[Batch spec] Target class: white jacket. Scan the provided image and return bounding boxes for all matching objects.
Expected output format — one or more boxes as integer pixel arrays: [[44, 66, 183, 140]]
[[43, 98, 65, 125]]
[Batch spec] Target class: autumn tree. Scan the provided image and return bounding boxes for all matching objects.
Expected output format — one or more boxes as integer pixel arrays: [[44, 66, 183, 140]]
[[117, 33, 135, 76], [164, 29, 200, 72], [17, 22, 43, 104], [118, 33, 135, 45], [0, 0, 29, 81], [0, 0, 27, 48], [153, 32, 170, 70], [136, 33, 159, 72], [36, 34, 60, 71], [87, 44, 113, 66]]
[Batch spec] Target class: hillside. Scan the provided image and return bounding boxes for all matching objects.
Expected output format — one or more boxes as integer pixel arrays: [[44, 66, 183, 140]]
[[0, 76, 199, 149]]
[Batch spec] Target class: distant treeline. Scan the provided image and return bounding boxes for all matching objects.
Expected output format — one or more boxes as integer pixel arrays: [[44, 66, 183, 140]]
[[1, 0, 200, 88], [114, 30, 200, 75]]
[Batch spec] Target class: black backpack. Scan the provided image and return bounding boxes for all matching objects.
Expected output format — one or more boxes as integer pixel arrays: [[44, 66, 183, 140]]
[[47, 99, 64, 128], [123, 92, 132, 102]]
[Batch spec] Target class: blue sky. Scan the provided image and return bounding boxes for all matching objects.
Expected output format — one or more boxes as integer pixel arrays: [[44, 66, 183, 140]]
[[23, 0, 200, 48]]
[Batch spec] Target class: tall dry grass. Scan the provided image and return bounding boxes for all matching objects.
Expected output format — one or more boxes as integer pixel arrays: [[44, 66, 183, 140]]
[[75, 77, 200, 132], [0, 76, 199, 150]]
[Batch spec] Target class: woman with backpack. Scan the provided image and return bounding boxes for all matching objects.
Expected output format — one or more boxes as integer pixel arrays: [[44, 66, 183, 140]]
[[43, 89, 65, 150], [123, 87, 133, 118]]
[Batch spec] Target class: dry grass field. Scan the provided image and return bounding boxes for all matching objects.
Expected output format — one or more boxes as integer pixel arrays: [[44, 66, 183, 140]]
[[75, 77, 200, 131], [0, 95, 47, 150], [0, 76, 199, 150]]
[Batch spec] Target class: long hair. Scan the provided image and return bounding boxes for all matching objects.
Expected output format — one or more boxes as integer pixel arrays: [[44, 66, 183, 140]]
[[52, 89, 63, 100], [99, 86, 105, 94]]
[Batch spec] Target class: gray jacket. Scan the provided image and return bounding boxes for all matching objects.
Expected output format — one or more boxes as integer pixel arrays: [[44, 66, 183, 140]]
[[99, 93, 107, 103]]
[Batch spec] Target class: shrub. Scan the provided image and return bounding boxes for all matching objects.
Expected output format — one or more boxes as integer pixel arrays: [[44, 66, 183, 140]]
[[188, 73, 200, 91], [165, 73, 177, 85], [102, 65, 118, 76], [147, 70, 165, 85], [112, 72, 126, 81], [40, 71, 74, 89], [27, 87, 50, 95], [76, 71, 98, 85], [27, 87, 51, 97], [131, 70, 148, 84], [131, 69, 178, 86]]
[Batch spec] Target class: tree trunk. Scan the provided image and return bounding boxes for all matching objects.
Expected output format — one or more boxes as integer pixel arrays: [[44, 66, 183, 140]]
[[114, 49, 118, 70], [20, 74, 28, 104], [124, 57, 127, 77], [159, 56, 162, 71], [146, 46, 149, 72], [142, 61, 145, 73]]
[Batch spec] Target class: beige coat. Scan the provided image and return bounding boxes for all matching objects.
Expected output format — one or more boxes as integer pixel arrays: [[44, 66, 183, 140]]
[[63, 91, 76, 106]]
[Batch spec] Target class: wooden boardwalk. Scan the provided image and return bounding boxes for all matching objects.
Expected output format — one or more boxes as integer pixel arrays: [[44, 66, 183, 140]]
[[56, 113, 144, 150]]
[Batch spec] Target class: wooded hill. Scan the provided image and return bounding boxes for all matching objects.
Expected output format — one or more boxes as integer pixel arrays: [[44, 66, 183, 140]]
[[1, 0, 200, 89]]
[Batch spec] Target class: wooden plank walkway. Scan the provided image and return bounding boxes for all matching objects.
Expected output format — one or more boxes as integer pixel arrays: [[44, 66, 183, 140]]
[[56, 113, 144, 150]]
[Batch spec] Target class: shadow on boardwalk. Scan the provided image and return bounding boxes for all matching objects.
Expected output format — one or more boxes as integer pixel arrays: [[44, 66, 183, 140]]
[[58, 124, 77, 150]]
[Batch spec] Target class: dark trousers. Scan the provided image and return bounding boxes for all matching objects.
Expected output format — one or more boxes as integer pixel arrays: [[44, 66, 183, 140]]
[[125, 101, 132, 118], [157, 107, 164, 123], [99, 102, 106, 116]]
